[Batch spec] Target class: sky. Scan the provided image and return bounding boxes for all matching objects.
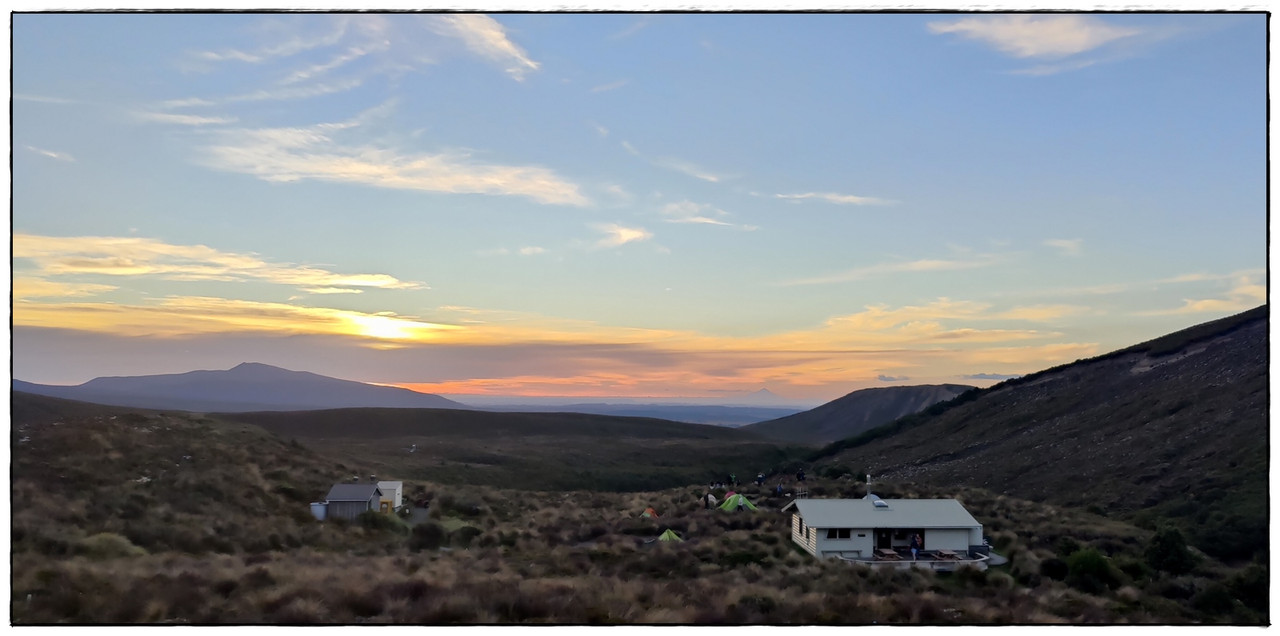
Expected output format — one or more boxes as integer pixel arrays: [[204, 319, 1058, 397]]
[[10, 12, 1268, 404]]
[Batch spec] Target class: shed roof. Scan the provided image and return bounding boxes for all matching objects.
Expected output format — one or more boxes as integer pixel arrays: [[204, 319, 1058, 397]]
[[793, 498, 981, 529], [376, 480, 403, 492], [326, 484, 383, 502]]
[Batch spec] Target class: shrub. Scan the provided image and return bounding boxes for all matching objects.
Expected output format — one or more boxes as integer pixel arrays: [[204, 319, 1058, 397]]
[[1066, 548, 1121, 594], [357, 510, 410, 535], [1191, 583, 1236, 617], [1113, 556, 1150, 582], [409, 522, 446, 551], [77, 533, 147, 559], [1227, 564, 1268, 613], [1145, 527, 1196, 575], [1055, 537, 1081, 558], [1151, 575, 1195, 600], [1040, 557, 1069, 581], [450, 526, 484, 548], [953, 564, 988, 588]]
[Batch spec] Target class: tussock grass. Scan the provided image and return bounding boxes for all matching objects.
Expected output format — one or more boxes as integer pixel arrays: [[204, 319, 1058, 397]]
[[11, 394, 1266, 624]]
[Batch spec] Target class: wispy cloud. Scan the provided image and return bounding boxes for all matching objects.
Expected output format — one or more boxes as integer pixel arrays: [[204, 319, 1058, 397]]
[[198, 117, 590, 206], [431, 14, 540, 81], [660, 200, 730, 226], [963, 372, 1022, 381], [590, 79, 629, 93], [518, 246, 547, 256], [592, 223, 653, 249], [13, 277, 116, 300], [928, 15, 1141, 59], [878, 374, 909, 382], [775, 191, 895, 206], [609, 18, 650, 40], [135, 112, 239, 126], [1044, 238, 1083, 256], [780, 254, 1005, 286], [24, 146, 75, 162], [1139, 273, 1266, 316], [1000, 268, 1266, 300], [589, 122, 609, 137], [619, 140, 730, 183], [654, 157, 730, 183], [14, 233, 424, 292], [301, 287, 364, 295], [14, 296, 460, 343], [190, 17, 352, 65], [660, 200, 757, 231], [279, 46, 373, 85]]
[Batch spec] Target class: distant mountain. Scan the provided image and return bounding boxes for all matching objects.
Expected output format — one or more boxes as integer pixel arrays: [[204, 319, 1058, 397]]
[[742, 384, 975, 444], [810, 305, 1268, 562], [12, 362, 469, 413]]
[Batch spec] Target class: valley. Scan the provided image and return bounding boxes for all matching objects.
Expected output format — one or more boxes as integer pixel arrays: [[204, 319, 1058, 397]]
[[9, 306, 1269, 625]]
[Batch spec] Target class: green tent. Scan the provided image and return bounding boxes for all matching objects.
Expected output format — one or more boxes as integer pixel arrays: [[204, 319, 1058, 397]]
[[657, 529, 684, 542], [718, 493, 758, 511]]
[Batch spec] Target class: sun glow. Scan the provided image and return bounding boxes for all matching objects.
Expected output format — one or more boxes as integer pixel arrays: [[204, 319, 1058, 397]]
[[346, 314, 459, 340]]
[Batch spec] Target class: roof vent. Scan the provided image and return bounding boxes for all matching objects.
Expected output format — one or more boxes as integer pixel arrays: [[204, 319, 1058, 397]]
[[873, 500, 889, 509]]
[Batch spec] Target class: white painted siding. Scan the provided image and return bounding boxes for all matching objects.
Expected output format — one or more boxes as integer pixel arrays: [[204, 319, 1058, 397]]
[[921, 528, 974, 552], [377, 481, 403, 510], [792, 514, 818, 555], [815, 528, 873, 558]]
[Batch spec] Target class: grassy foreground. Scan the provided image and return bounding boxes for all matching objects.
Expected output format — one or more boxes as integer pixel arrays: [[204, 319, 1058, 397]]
[[12, 476, 1266, 623], [10, 393, 1266, 624]]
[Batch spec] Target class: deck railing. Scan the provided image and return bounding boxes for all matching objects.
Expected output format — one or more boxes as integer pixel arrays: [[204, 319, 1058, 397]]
[[835, 552, 990, 571]]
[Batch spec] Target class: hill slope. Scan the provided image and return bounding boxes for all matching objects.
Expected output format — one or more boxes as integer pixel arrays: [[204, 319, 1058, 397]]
[[743, 384, 974, 444], [223, 406, 809, 491], [13, 362, 468, 412], [483, 403, 802, 427], [811, 306, 1268, 561]]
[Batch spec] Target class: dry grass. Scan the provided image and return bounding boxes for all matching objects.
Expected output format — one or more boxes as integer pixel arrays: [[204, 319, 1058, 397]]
[[10, 396, 1264, 625]]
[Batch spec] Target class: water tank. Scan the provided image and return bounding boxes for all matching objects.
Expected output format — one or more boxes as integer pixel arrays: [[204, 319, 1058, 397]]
[[309, 502, 328, 521]]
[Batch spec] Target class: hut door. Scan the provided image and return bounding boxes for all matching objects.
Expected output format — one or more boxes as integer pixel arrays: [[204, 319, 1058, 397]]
[[875, 529, 892, 549], [380, 501, 391, 513]]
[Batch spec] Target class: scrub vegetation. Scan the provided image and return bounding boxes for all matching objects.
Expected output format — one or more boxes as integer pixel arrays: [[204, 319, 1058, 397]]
[[9, 396, 1265, 624]]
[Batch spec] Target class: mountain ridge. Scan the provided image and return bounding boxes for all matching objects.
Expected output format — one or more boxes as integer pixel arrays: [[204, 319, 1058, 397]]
[[13, 362, 469, 413], [742, 384, 976, 443]]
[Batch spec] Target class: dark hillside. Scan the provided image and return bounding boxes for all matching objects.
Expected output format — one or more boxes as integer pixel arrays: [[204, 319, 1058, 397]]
[[743, 384, 974, 443], [10, 392, 369, 558], [810, 306, 1268, 561], [222, 408, 810, 492]]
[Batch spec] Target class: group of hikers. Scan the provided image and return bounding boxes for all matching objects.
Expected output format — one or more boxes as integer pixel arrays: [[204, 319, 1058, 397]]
[[707, 468, 806, 493], [701, 467, 812, 510]]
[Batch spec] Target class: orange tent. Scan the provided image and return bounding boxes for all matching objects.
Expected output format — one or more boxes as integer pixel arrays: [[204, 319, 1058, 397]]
[[641, 507, 660, 518]]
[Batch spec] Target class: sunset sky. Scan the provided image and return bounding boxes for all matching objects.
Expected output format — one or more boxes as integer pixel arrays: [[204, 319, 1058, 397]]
[[11, 12, 1267, 403]]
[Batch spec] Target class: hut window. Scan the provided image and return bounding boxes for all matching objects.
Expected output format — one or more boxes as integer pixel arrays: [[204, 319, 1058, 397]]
[[826, 529, 852, 539]]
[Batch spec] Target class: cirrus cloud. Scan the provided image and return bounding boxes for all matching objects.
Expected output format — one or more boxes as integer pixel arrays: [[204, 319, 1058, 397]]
[[14, 233, 424, 292], [928, 15, 1141, 59], [592, 223, 653, 249]]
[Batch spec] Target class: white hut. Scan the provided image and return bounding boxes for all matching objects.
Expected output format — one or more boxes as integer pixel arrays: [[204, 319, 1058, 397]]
[[789, 498, 983, 561], [376, 480, 403, 512]]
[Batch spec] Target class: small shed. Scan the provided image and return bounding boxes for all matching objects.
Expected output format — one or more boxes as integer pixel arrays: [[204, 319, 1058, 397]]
[[790, 498, 983, 560], [376, 481, 403, 512], [325, 484, 383, 520]]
